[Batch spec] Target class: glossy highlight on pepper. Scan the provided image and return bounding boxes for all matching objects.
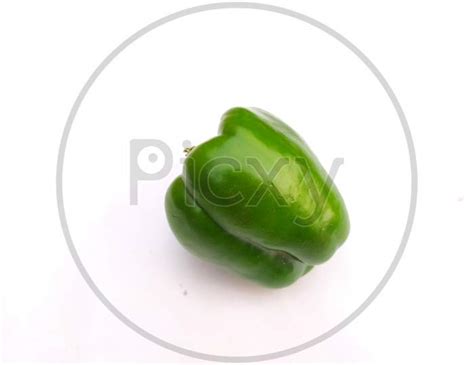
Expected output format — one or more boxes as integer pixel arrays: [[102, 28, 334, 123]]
[[165, 107, 350, 288]]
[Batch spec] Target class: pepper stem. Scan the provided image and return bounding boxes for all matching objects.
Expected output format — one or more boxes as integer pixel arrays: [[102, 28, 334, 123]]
[[184, 146, 195, 156]]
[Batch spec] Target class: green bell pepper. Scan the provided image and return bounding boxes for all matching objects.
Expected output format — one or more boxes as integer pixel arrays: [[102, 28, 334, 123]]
[[165, 107, 350, 288]]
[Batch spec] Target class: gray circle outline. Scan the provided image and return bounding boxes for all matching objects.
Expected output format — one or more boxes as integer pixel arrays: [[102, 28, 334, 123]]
[[56, 2, 417, 362]]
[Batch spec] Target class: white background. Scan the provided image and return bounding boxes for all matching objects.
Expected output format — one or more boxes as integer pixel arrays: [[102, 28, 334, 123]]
[[1, 0, 473, 363]]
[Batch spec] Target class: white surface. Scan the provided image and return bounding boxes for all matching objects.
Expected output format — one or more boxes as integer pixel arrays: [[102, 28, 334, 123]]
[[1, 0, 473, 363]]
